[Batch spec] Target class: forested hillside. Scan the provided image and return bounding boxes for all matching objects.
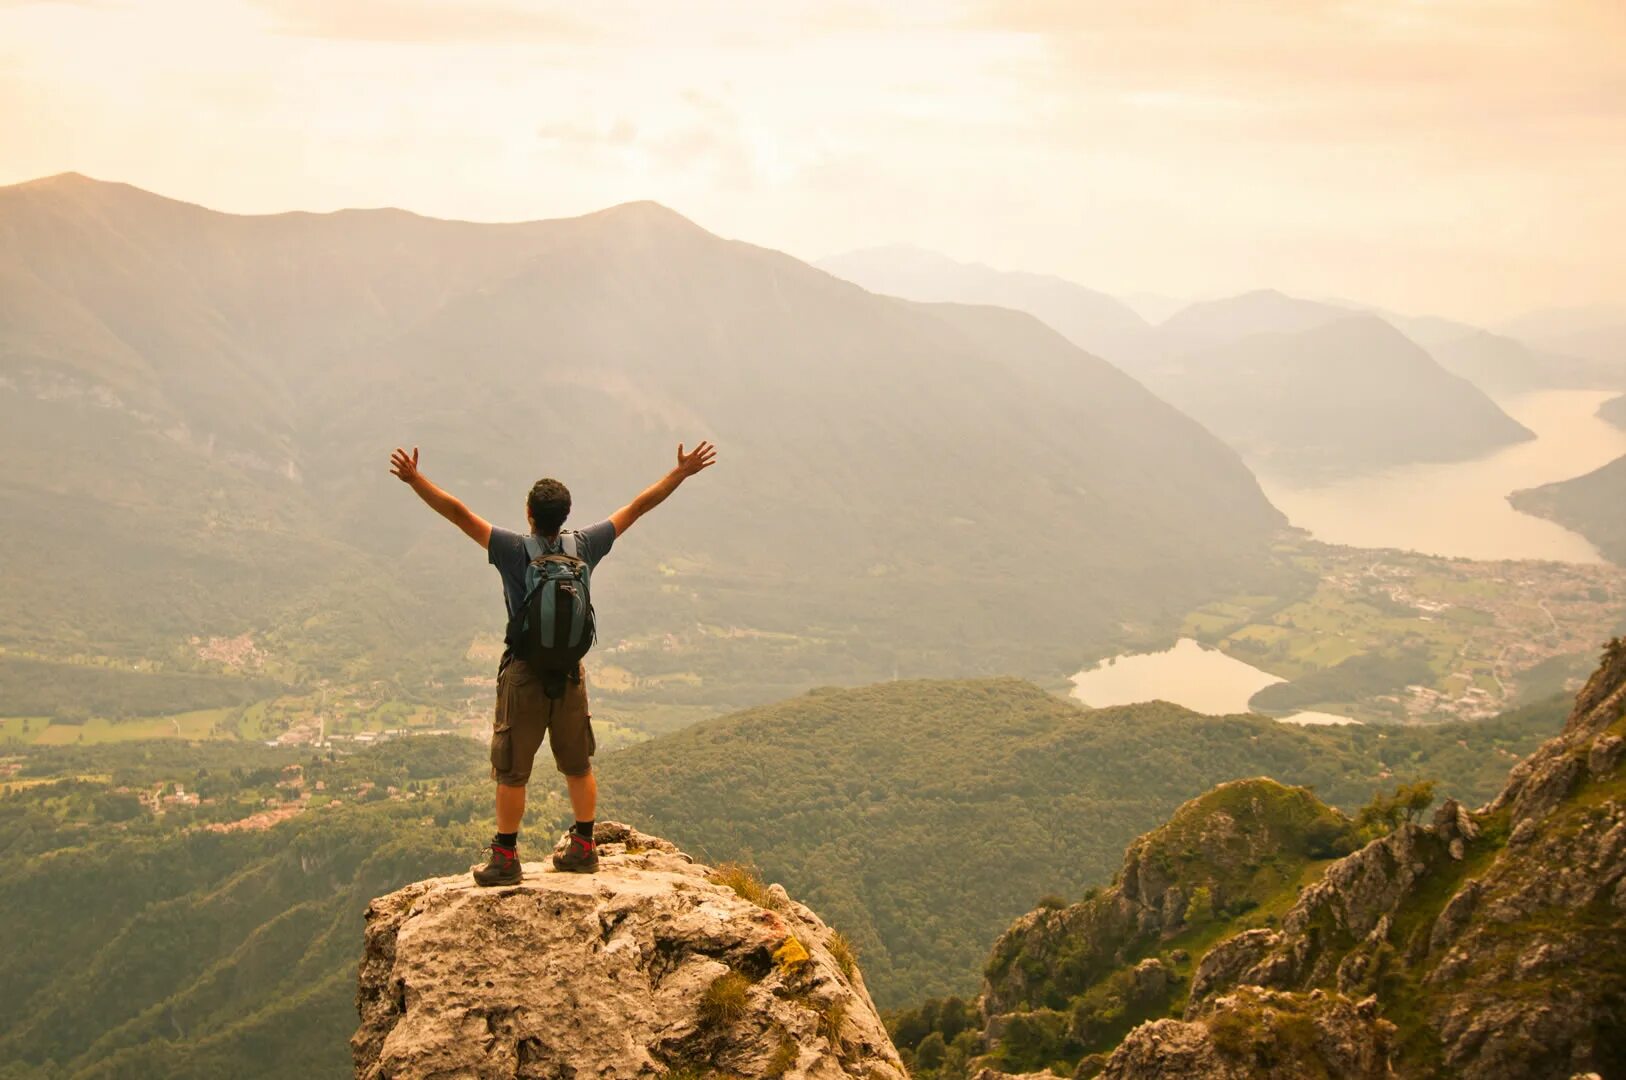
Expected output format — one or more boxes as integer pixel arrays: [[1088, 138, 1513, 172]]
[[604, 679, 1564, 1004], [0, 173, 1286, 707], [0, 682, 1565, 1076]]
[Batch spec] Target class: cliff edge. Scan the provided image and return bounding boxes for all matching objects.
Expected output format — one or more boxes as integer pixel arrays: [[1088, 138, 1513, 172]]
[[352, 822, 905, 1079]]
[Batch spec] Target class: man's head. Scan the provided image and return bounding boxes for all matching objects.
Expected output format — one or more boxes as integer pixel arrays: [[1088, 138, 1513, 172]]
[[526, 478, 571, 536]]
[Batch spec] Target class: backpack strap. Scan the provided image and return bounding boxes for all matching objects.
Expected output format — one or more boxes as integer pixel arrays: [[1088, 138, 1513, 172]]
[[523, 533, 567, 559], [561, 532, 580, 560]]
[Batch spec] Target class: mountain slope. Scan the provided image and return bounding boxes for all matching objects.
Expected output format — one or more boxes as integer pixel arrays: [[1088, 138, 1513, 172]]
[[604, 679, 1561, 1005], [1153, 289, 1355, 353], [0, 173, 1284, 691], [1498, 306, 1626, 379], [816, 246, 1153, 366], [1427, 329, 1616, 394], [1510, 455, 1626, 565], [1603, 393, 1626, 431], [1144, 314, 1534, 477], [809, 265, 1536, 478], [0, 686, 1565, 1076], [947, 641, 1626, 1080]]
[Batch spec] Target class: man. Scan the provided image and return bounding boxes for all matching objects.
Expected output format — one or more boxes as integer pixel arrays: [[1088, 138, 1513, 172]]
[[389, 441, 717, 884]]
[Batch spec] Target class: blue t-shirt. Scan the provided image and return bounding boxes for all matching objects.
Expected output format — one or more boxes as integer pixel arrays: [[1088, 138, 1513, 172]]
[[487, 520, 617, 623]]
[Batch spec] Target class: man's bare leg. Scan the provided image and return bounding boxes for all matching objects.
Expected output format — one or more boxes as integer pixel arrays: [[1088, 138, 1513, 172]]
[[566, 769, 597, 824], [495, 782, 526, 834]]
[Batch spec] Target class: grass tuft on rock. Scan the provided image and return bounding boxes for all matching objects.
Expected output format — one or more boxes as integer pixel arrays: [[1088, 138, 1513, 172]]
[[765, 1039, 798, 1077], [711, 862, 772, 907], [828, 931, 859, 980], [819, 999, 848, 1049], [700, 971, 753, 1027]]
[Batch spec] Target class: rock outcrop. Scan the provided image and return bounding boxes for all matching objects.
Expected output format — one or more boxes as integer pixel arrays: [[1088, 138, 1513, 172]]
[[966, 639, 1626, 1080], [352, 822, 905, 1079], [1127, 639, 1626, 1079], [981, 778, 1350, 1020], [1103, 988, 1395, 1080]]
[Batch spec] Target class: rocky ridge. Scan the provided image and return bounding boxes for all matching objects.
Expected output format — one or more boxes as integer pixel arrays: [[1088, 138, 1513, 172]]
[[971, 640, 1626, 1079], [352, 822, 905, 1079]]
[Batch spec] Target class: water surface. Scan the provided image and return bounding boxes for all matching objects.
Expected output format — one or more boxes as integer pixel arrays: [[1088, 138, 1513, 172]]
[[1257, 390, 1626, 563], [1069, 637, 1356, 724]]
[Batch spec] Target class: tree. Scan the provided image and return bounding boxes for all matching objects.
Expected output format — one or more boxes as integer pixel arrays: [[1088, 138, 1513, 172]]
[[1183, 885, 1215, 927], [1356, 779, 1438, 837], [915, 1031, 947, 1071]]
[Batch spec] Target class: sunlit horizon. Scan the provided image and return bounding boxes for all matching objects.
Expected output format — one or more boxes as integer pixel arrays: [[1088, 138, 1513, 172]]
[[3, 0, 1622, 325]]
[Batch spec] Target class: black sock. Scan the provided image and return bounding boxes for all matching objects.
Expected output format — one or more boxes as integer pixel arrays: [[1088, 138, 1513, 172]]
[[494, 831, 518, 850], [571, 820, 594, 843]]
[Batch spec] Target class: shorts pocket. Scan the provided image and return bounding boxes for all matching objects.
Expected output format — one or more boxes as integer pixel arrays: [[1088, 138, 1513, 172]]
[[585, 716, 596, 759], [490, 726, 513, 775]]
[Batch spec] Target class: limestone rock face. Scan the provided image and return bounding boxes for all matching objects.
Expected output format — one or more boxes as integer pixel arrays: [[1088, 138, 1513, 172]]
[[1102, 988, 1395, 1080], [1182, 639, 1626, 1079], [976, 639, 1626, 1080], [351, 822, 904, 1080]]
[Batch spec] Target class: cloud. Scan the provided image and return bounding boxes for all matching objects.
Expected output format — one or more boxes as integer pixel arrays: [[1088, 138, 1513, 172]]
[[536, 117, 638, 149], [252, 0, 593, 43], [972, 0, 1626, 151], [536, 93, 758, 190]]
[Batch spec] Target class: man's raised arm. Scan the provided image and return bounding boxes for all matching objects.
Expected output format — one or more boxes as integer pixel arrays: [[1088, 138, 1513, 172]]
[[609, 441, 718, 537], [389, 446, 492, 549]]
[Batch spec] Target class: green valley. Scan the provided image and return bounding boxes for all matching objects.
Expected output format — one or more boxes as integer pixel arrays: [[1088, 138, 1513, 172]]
[[0, 677, 1569, 1077], [1175, 540, 1625, 722]]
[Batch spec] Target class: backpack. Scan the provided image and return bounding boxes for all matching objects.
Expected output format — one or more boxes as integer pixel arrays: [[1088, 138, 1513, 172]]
[[505, 533, 596, 689]]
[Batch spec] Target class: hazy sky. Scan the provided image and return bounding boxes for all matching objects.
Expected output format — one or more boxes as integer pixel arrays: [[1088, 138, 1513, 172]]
[[3, 0, 1621, 322]]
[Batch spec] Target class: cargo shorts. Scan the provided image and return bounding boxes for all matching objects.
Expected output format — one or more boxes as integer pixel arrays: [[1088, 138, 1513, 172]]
[[490, 656, 595, 785]]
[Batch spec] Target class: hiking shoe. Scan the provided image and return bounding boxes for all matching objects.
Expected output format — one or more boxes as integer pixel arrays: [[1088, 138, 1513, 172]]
[[552, 832, 599, 874], [472, 844, 521, 887]]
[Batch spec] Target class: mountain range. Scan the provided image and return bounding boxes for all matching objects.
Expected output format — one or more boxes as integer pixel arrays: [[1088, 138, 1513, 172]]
[[0, 173, 1286, 693], [818, 249, 1549, 479]]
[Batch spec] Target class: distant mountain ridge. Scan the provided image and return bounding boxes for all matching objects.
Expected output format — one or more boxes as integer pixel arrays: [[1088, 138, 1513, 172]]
[[816, 249, 1539, 478], [1152, 312, 1535, 478], [0, 173, 1285, 687], [816, 245, 1153, 366]]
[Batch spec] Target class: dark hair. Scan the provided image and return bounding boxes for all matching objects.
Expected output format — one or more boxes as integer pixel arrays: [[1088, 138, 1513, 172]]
[[527, 478, 571, 535]]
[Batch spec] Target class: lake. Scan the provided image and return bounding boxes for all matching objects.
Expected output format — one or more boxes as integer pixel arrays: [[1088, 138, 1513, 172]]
[[1069, 637, 1356, 724], [1256, 389, 1626, 563]]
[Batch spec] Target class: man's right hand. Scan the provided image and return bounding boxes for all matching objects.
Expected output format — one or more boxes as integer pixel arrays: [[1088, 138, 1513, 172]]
[[674, 441, 718, 479], [390, 446, 422, 485]]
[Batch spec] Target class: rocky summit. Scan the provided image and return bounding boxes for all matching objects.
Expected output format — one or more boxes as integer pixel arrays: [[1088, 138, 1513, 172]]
[[352, 822, 905, 1079]]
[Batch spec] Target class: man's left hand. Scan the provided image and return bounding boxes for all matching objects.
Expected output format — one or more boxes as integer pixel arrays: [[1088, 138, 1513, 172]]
[[390, 446, 422, 484]]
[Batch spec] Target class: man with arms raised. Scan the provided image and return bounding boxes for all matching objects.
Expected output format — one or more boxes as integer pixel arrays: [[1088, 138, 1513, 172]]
[[390, 441, 718, 883]]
